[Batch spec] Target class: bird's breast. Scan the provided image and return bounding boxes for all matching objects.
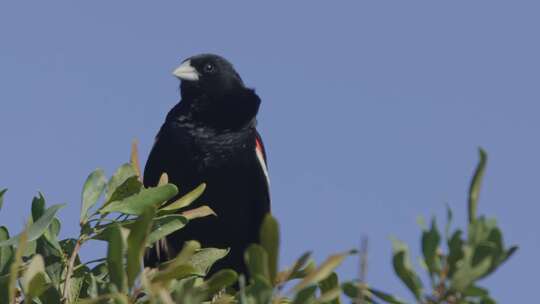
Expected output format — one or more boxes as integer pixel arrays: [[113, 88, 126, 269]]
[[195, 131, 254, 170], [168, 123, 254, 171]]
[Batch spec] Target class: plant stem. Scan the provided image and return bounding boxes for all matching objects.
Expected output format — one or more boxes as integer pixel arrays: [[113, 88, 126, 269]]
[[62, 237, 83, 303], [356, 237, 368, 304], [87, 217, 115, 224], [72, 257, 107, 273]]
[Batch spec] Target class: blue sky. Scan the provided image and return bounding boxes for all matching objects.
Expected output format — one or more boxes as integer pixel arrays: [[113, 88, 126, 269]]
[[1, 1, 538, 302]]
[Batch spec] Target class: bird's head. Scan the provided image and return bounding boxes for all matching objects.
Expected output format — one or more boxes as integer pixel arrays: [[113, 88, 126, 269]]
[[171, 54, 260, 130], [173, 54, 245, 100]]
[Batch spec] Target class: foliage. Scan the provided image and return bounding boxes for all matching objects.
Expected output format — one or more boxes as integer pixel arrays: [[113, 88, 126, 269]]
[[0, 148, 516, 303]]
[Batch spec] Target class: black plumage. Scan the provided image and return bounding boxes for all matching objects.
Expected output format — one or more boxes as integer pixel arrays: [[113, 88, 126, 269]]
[[143, 54, 270, 277]]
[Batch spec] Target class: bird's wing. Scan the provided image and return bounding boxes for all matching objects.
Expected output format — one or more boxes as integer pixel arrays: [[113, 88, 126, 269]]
[[255, 131, 270, 188], [143, 140, 162, 187], [254, 130, 271, 222]]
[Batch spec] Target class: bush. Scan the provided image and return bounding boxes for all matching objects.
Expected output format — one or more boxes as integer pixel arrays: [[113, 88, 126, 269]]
[[0, 147, 516, 303]]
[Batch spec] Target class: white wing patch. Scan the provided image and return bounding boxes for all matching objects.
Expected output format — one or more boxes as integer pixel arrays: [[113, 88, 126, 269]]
[[255, 142, 270, 186]]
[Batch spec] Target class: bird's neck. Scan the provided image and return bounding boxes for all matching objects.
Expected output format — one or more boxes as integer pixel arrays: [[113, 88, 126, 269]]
[[167, 88, 261, 132]]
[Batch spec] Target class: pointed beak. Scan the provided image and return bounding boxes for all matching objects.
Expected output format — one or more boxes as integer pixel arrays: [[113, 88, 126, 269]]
[[172, 60, 199, 81]]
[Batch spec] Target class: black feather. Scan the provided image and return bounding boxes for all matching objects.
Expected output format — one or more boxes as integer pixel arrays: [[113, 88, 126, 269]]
[[143, 54, 270, 278]]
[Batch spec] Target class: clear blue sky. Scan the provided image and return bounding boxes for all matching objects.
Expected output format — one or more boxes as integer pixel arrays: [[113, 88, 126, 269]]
[[1, 1, 538, 302]]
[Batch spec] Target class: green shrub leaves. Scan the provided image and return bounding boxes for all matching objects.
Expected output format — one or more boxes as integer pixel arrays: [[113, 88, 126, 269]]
[[468, 148, 487, 224], [99, 184, 178, 215], [0, 148, 517, 303], [81, 169, 107, 224], [0, 203, 65, 247]]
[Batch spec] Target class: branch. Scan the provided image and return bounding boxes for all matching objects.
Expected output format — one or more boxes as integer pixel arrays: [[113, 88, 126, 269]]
[[62, 237, 83, 303]]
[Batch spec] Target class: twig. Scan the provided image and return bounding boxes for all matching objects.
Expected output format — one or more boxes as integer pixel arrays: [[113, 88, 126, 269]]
[[356, 236, 368, 304], [72, 257, 107, 273], [62, 237, 83, 303]]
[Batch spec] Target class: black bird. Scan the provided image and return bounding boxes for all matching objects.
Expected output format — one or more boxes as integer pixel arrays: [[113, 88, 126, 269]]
[[143, 54, 270, 277]]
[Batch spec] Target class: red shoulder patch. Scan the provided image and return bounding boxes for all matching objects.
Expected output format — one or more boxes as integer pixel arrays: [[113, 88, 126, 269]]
[[254, 136, 270, 185]]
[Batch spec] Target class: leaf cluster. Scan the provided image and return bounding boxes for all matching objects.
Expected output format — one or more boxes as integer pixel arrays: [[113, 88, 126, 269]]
[[342, 149, 518, 304], [0, 148, 517, 304]]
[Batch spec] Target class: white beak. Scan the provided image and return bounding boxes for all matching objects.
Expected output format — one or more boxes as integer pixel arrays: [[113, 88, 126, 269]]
[[172, 60, 199, 81]]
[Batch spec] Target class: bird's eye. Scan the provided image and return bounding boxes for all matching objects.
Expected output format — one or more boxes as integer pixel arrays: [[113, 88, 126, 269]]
[[204, 63, 215, 73]]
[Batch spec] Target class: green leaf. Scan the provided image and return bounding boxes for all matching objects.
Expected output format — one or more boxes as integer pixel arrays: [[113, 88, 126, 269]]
[[0, 189, 6, 211], [244, 275, 273, 304], [31, 193, 46, 221], [181, 205, 216, 221], [106, 224, 127, 293], [105, 176, 143, 207], [35, 224, 64, 286], [50, 217, 61, 237], [100, 184, 178, 215], [289, 259, 317, 281], [43, 217, 62, 253], [342, 282, 406, 304], [260, 214, 279, 285], [81, 169, 107, 224], [23, 239, 36, 257], [486, 227, 504, 253], [370, 288, 408, 304], [278, 251, 312, 283], [90, 220, 134, 242], [131, 140, 142, 181], [158, 240, 201, 270], [447, 230, 464, 277], [463, 285, 489, 297], [294, 251, 351, 292], [468, 217, 497, 246], [159, 183, 206, 212], [318, 272, 341, 304], [31, 193, 63, 255], [127, 207, 155, 289], [472, 242, 497, 267], [151, 264, 200, 284], [66, 267, 87, 303], [105, 163, 138, 202], [78, 293, 130, 304], [480, 297, 497, 304], [450, 246, 492, 292], [391, 240, 423, 300], [317, 288, 341, 304], [0, 204, 65, 247], [244, 244, 270, 283], [0, 227, 13, 275], [500, 245, 518, 266], [468, 148, 487, 224], [422, 218, 441, 276], [0, 275, 9, 303], [40, 251, 63, 287], [292, 285, 317, 304], [199, 269, 238, 297], [85, 273, 98, 298], [169, 277, 206, 303], [158, 172, 169, 186], [188, 247, 229, 275], [481, 227, 518, 277], [22, 254, 49, 301], [91, 262, 109, 281], [146, 215, 188, 246], [341, 281, 361, 299], [38, 286, 62, 304]]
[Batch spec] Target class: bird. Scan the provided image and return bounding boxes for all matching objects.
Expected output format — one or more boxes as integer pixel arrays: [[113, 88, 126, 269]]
[[143, 54, 270, 278]]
